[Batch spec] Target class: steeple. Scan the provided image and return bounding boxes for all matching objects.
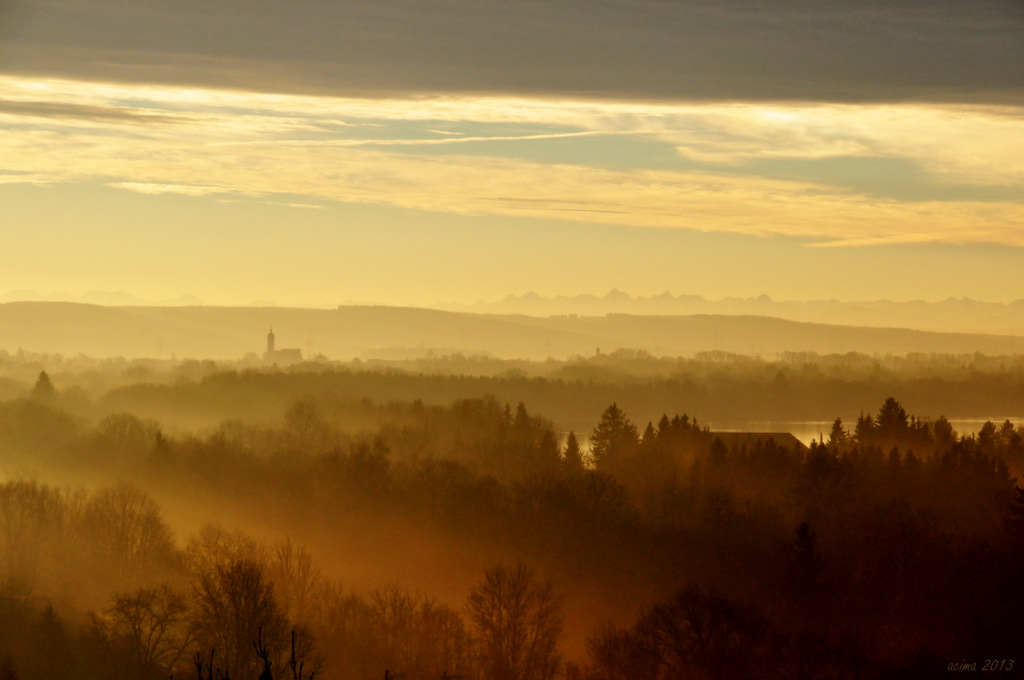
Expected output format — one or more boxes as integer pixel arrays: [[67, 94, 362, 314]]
[[264, 328, 301, 363]]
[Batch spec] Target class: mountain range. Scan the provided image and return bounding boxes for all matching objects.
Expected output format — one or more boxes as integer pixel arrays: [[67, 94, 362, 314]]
[[448, 290, 1024, 336], [0, 301, 1019, 361]]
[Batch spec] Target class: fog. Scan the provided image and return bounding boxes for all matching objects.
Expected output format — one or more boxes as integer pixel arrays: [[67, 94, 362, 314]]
[[0, 301, 1021, 362], [4, 0, 1023, 671], [0, 344, 1022, 678]]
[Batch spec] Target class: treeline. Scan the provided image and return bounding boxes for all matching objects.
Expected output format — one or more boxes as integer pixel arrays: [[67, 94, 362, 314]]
[[0, 488, 557, 680], [3, 351, 1024, 435], [0, 377, 1022, 677], [585, 399, 1023, 677]]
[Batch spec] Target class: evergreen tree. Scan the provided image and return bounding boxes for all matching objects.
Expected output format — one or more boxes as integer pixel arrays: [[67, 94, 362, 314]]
[[589, 404, 638, 471], [932, 416, 956, 450], [655, 414, 671, 441], [827, 417, 848, 450], [30, 371, 55, 402], [563, 432, 585, 471], [875, 397, 910, 447], [513, 402, 531, 432], [639, 422, 657, 453], [853, 412, 875, 445]]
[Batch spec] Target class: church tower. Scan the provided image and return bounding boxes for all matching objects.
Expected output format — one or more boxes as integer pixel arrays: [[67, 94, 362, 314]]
[[264, 328, 301, 363]]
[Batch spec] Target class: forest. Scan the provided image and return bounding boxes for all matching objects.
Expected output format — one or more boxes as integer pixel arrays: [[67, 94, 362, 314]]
[[0, 353, 1022, 678], [4, 347, 1024, 435]]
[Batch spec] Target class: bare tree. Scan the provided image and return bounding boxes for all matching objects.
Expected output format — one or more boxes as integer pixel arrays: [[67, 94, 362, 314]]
[[467, 563, 562, 680], [79, 483, 176, 586], [106, 584, 193, 680], [288, 629, 317, 680], [372, 584, 420, 671], [255, 626, 273, 680], [0, 480, 67, 597], [254, 627, 318, 680], [586, 623, 656, 680], [269, 539, 323, 627], [306, 580, 374, 678], [631, 585, 771, 680], [190, 555, 286, 680], [194, 648, 227, 680], [412, 599, 471, 678]]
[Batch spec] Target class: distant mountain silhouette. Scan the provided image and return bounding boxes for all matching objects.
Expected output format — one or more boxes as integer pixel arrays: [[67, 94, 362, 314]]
[[450, 291, 1024, 336], [0, 289, 204, 306], [0, 302, 1018, 360]]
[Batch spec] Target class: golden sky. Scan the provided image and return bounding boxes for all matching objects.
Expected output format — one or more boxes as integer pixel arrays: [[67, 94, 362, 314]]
[[1, 0, 1023, 307]]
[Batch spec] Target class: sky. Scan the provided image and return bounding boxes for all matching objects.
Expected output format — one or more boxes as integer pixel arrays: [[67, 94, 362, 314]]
[[1, 0, 1023, 308]]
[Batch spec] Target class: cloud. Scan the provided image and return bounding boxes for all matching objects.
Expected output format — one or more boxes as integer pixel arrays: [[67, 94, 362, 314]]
[[106, 182, 228, 197], [1, 0, 1022, 104], [6, 75, 1024, 184], [2, 75, 1023, 247], [307, 130, 622, 148], [0, 99, 182, 124]]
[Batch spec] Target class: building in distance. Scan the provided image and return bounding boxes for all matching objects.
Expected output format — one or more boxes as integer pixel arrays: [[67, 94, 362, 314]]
[[265, 328, 302, 364]]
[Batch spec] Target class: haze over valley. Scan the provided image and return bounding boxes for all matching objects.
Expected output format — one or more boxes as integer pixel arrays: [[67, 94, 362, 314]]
[[1, 298, 1023, 362], [3, 0, 1024, 677]]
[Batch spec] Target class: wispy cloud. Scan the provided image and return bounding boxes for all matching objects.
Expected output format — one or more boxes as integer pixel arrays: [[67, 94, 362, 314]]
[[106, 182, 229, 197], [0, 99, 183, 124], [2, 75, 1023, 247], [301, 130, 623, 148]]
